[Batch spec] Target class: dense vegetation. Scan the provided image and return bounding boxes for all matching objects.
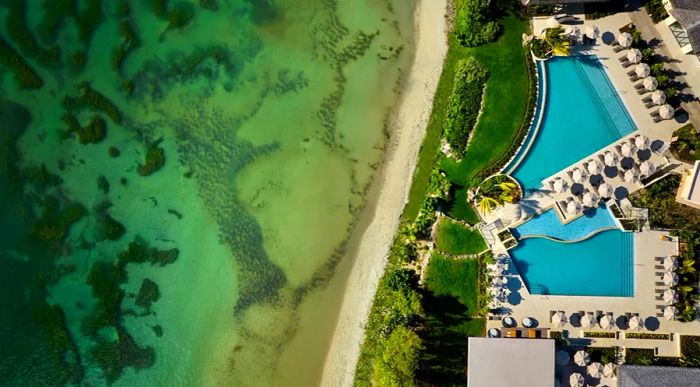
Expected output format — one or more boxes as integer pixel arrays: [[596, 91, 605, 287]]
[[454, 0, 501, 47], [645, 0, 669, 23], [435, 219, 487, 255], [424, 254, 479, 311], [443, 57, 488, 159], [584, 0, 626, 20], [671, 124, 700, 162]]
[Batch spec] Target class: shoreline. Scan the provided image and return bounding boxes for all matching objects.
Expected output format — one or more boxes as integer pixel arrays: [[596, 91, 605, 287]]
[[319, 0, 449, 385]]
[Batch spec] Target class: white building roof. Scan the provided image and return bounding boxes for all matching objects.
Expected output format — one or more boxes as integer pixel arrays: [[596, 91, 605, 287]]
[[467, 338, 555, 387], [680, 160, 700, 206]]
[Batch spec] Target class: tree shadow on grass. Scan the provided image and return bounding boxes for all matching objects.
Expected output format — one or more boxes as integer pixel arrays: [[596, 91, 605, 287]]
[[416, 290, 483, 386]]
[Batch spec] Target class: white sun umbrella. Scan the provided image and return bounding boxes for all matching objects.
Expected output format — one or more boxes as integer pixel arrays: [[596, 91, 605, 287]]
[[643, 76, 658, 91], [599, 314, 615, 330], [598, 182, 613, 198], [627, 48, 642, 64], [664, 305, 678, 320], [617, 32, 632, 47], [603, 150, 618, 166], [663, 289, 678, 304], [650, 90, 666, 105], [663, 271, 679, 286], [552, 311, 568, 328], [634, 134, 650, 149], [566, 199, 581, 216], [581, 313, 596, 329], [571, 167, 587, 183], [585, 25, 600, 39], [547, 17, 560, 29], [553, 178, 569, 193], [556, 350, 571, 366], [603, 363, 616, 378], [574, 350, 590, 366], [628, 315, 643, 331], [659, 104, 674, 119], [582, 191, 599, 207], [663, 256, 677, 270], [569, 373, 585, 387], [639, 160, 656, 176], [623, 168, 639, 182], [588, 362, 604, 378], [620, 141, 636, 157], [635, 63, 651, 78], [586, 159, 602, 175], [562, 25, 574, 36]]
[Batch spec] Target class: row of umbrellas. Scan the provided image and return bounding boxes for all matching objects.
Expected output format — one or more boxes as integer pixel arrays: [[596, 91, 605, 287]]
[[546, 20, 599, 42], [551, 311, 646, 330]]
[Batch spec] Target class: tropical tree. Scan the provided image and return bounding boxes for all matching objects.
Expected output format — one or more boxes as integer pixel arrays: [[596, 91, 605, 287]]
[[679, 258, 697, 275], [498, 181, 519, 203], [543, 27, 570, 56], [477, 196, 500, 214]]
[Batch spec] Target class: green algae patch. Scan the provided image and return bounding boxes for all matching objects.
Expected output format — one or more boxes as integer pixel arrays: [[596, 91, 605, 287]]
[[63, 113, 108, 144], [0, 36, 44, 89], [168, 2, 196, 30], [37, 0, 75, 44], [6, 0, 60, 68], [119, 237, 179, 267], [136, 278, 161, 311], [62, 83, 123, 123], [138, 140, 166, 176], [97, 175, 110, 194], [89, 330, 155, 385], [113, 20, 142, 72], [23, 164, 63, 191], [29, 197, 86, 247], [199, 0, 219, 11], [108, 146, 121, 158]]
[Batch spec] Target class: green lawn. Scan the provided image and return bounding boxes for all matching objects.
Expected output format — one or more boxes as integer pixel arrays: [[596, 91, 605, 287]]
[[441, 15, 530, 187], [435, 218, 486, 255], [424, 253, 479, 312], [447, 186, 480, 224]]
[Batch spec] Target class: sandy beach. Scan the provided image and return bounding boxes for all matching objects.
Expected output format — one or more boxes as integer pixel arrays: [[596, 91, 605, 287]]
[[319, 0, 449, 385]]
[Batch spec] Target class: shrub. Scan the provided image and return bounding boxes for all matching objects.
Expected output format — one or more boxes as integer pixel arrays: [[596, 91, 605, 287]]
[[670, 124, 700, 162], [626, 348, 655, 365], [443, 57, 488, 159], [645, 0, 669, 23], [681, 336, 700, 366], [454, 0, 501, 47], [371, 326, 422, 387]]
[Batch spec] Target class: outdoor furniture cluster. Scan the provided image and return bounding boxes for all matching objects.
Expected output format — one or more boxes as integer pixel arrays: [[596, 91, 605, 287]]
[[556, 349, 616, 386], [654, 255, 681, 321], [487, 254, 520, 307], [544, 135, 668, 219], [549, 310, 648, 332], [488, 316, 545, 339]]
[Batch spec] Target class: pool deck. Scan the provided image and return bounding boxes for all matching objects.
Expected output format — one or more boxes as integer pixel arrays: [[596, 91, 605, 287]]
[[487, 230, 700, 356]]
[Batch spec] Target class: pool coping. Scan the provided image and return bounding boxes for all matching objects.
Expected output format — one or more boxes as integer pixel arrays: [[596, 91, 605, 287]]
[[517, 226, 621, 244]]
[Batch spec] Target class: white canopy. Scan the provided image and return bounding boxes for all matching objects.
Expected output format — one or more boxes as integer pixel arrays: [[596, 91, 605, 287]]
[[617, 32, 632, 47], [663, 289, 678, 304], [639, 160, 656, 176], [566, 199, 581, 216], [603, 363, 616, 378], [663, 256, 677, 270], [547, 17, 560, 29], [556, 350, 570, 366], [582, 191, 599, 207], [659, 104, 674, 119], [587, 362, 604, 378], [585, 25, 600, 39], [635, 63, 651, 78], [620, 142, 636, 157], [643, 76, 658, 91], [553, 178, 569, 193], [598, 183, 613, 198], [627, 48, 642, 64], [574, 350, 590, 366], [628, 315, 643, 331], [603, 150, 618, 166], [586, 159, 602, 175], [623, 168, 639, 182], [599, 314, 614, 330], [651, 90, 666, 105], [571, 167, 587, 183], [663, 271, 679, 286], [581, 313, 595, 329], [634, 134, 650, 149], [664, 305, 678, 320], [552, 311, 567, 328], [569, 373, 585, 387]]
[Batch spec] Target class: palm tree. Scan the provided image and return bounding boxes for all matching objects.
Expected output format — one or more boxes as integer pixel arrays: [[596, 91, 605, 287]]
[[543, 27, 570, 56], [498, 181, 519, 203], [478, 196, 501, 214], [677, 285, 694, 295], [679, 258, 697, 275]]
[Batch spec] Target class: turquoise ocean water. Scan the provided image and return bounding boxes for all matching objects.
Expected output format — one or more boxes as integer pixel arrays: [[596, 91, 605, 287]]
[[0, 1, 415, 385]]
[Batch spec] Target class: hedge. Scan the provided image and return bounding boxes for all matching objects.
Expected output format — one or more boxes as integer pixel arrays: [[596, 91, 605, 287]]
[[444, 57, 488, 159]]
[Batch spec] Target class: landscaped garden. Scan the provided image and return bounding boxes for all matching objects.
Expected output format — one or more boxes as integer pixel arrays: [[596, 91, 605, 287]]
[[435, 219, 487, 255], [671, 124, 700, 163]]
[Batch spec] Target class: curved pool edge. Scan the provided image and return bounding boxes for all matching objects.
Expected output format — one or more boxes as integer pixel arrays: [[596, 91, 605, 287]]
[[501, 58, 547, 177], [517, 226, 620, 244]]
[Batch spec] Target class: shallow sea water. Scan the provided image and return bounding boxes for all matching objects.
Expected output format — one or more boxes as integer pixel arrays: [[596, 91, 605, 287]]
[[0, 1, 415, 385]]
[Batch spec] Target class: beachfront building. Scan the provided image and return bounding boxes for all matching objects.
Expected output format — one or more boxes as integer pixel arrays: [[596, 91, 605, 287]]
[[467, 338, 555, 387], [662, 0, 700, 54]]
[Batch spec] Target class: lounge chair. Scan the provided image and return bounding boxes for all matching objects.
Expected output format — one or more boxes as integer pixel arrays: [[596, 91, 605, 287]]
[[613, 45, 625, 53], [627, 69, 637, 76], [650, 109, 660, 118], [645, 101, 656, 109], [653, 116, 663, 123], [622, 61, 634, 68], [528, 329, 538, 338], [642, 95, 653, 103], [634, 82, 645, 90], [655, 281, 665, 286]]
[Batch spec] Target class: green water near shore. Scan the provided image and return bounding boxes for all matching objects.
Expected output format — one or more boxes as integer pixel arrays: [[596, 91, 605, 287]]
[[0, 0, 415, 385]]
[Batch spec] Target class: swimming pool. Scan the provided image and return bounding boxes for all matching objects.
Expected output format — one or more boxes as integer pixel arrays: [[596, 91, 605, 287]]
[[512, 204, 618, 242], [506, 55, 636, 192], [509, 229, 633, 297]]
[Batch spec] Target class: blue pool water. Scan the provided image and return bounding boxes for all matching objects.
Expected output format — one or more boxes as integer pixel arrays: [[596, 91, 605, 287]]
[[508, 55, 636, 191], [509, 230, 634, 297], [512, 204, 618, 241]]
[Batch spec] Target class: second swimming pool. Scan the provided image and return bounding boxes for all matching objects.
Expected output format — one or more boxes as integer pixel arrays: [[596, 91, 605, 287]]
[[506, 55, 636, 192]]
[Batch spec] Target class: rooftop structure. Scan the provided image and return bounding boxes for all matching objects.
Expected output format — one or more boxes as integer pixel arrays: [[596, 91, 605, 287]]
[[467, 338, 555, 387], [663, 0, 700, 54], [677, 160, 700, 208], [618, 365, 700, 386]]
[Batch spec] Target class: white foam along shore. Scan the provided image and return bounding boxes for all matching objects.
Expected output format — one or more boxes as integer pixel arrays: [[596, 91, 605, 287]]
[[319, 0, 449, 385]]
